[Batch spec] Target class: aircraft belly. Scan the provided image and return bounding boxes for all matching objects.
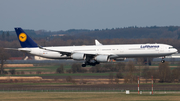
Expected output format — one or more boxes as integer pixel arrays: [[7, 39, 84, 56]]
[[117, 53, 173, 58]]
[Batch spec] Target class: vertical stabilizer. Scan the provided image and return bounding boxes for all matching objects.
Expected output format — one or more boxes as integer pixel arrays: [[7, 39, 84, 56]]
[[95, 39, 103, 46], [15, 28, 38, 48]]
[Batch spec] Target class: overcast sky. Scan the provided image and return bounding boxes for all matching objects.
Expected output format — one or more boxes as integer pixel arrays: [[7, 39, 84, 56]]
[[0, 0, 180, 31]]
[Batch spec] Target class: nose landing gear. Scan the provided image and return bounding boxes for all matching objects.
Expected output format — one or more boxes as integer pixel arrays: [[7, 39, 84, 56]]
[[161, 56, 165, 63], [161, 60, 165, 63]]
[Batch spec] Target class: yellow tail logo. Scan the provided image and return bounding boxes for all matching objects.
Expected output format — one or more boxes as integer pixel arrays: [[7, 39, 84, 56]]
[[19, 33, 27, 42]]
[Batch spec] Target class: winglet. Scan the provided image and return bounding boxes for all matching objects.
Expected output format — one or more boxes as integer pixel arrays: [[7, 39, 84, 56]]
[[95, 39, 103, 46], [14, 28, 38, 48]]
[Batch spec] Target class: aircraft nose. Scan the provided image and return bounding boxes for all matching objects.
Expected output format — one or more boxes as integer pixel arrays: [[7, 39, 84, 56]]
[[174, 48, 178, 53]]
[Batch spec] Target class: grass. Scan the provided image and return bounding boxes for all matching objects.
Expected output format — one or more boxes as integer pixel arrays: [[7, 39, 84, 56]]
[[2, 64, 179, 77], [0, 81, 179, 86], [0, 92, 179, 101], [4, 66, 59, 72], [4, 65, 72, 72], [3, 63, 179, 74], [0, 82, 74, 85], [149, 64, 179, 66], [1, 72, 116, 77], [4, 64, 179, 72]]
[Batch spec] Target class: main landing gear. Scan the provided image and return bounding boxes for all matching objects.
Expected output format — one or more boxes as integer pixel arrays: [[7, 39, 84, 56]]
[[82, 64, 86, 67], [82, 61, 100, 67], [161, 56, 165, 63]]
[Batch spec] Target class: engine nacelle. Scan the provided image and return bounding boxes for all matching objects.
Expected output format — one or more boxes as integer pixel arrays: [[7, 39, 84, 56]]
[[71, 53, 86, 60], [95, 55, 110, 62], [114, 58, 126, 61]]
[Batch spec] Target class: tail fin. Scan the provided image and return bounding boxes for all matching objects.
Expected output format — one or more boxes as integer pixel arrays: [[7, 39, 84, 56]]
[[15, 28, 38, 48]]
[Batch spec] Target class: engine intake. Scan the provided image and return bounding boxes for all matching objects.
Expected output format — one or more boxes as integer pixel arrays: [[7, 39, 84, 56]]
[[95, 55, 110, 62], [71, 53, 86, 60]]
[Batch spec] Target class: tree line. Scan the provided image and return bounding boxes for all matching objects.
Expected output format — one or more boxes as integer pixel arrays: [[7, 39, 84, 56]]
[[2, 59, 180, 83], [1, 26, 180, 40], [55, 61, 180, 83]]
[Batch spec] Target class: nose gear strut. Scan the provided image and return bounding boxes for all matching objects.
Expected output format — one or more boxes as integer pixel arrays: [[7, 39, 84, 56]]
[[161, 56, 165, 63]]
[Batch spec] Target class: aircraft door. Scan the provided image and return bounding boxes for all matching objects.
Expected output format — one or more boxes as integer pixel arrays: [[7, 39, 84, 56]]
[[159, 46, 164, 53], [120, 48, 123, 53], [96, 47, 101, 54]]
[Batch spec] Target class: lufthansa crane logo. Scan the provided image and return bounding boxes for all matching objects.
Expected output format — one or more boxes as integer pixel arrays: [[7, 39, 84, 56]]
[[19, 33, 27, 42]]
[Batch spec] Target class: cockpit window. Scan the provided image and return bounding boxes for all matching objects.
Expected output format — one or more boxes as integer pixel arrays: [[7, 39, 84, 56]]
[[169, 47, 175, 49]]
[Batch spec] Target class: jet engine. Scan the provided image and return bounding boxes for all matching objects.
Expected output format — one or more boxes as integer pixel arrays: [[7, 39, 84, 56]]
[[71, 53, 86, 60], [95, 55, 110, 62]]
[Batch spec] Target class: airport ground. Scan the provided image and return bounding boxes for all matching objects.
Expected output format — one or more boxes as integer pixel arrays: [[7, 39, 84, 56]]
[[0, 83, 180, 92], [0, 92, 179, 101], [1, 61, 180, 101], [1, 63, 180, 91]]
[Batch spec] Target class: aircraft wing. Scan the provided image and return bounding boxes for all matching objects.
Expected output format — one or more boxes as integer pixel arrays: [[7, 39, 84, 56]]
[[4, 48, 19, 51]]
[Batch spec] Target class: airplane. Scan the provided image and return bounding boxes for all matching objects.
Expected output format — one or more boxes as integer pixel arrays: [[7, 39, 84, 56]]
[[6, 27, 178, 67]]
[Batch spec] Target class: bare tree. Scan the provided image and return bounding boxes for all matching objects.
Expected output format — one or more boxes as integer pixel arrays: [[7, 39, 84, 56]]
[[9, 69, 15, 75], [172, 68, 180, 82], [115, 62, 126, 72], [124, 61, 137, 83], [0, 48, 10, 74], [56, 64, 64, 73], [109, 73, 114, 84], [124, 73, 136, 83], [125, 61, 136, 73], [142, 66, 150, 83], [116, 72, 123, 78], [158, 62, 172, 82], [114, 78, 119, 84], [150, 69, 159, 83], [71, 63, 81, 73], [136, 58, 144, 76]]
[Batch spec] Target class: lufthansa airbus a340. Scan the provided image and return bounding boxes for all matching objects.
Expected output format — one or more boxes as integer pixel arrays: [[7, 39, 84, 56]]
[[6, 28, 178, 67]]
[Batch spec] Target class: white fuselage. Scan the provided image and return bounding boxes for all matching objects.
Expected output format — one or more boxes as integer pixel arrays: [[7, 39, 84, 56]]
[[19, 43, 178, 59]]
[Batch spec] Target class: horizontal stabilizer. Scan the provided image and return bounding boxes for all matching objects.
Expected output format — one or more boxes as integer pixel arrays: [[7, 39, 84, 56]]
[[4, 48, 31, 52]]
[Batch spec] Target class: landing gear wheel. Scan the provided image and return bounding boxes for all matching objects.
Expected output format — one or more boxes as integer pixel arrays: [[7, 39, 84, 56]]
[[82, 64, 86, 67], [92, 63, 96, 66], [161, 60, 165, 63]]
